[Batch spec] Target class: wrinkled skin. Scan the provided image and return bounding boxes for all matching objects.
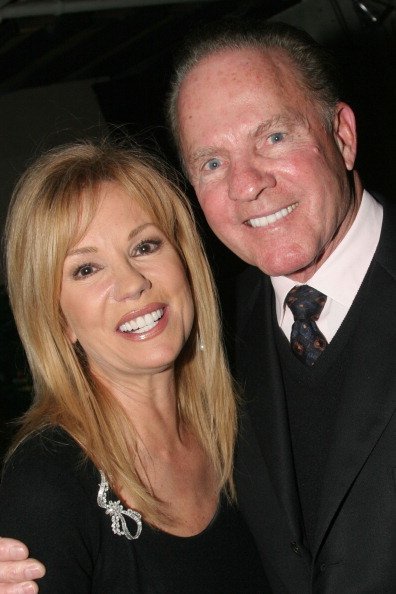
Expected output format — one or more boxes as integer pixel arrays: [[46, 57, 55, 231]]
[[178, 47, 361, 283], [0, 538, 44, 593]]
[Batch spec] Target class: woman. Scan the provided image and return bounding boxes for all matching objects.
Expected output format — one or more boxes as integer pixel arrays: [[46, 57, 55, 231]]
[[0, 140, 268, 592]]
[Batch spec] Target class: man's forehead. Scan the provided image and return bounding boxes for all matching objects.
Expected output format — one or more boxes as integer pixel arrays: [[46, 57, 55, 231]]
[[178, 47, 301, 116], [184, 45, 292, 82], [177, 48, 302, 132], [176, 46, 308, 167]]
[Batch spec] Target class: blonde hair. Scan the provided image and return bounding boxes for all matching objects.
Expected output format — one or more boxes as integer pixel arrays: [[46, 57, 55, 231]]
[[5, 139, 237, 525]]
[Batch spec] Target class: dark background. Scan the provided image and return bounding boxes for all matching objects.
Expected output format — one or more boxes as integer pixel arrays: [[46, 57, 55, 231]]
[[0, 0, 395, 458]]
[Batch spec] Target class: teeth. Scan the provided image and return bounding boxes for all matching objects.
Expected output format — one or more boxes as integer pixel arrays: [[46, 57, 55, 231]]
[[119, 308, 164, 333], [248, 203, 298, 228]]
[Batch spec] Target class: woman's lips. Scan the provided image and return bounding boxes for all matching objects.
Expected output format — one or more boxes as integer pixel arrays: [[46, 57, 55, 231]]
[[116, 303, 168, 341], [118, 307, 164, 333]]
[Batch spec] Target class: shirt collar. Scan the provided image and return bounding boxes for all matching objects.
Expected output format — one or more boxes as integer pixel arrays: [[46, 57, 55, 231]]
[[272, 190, 383, 324]]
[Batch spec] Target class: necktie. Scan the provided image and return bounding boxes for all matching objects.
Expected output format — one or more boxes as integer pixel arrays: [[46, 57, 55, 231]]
[[285, 284, 328, 366]]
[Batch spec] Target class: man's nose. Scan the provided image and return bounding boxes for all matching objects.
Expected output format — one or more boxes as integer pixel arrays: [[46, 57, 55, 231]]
[[112, 262, 151, 302], [228, 159, 275, 202]]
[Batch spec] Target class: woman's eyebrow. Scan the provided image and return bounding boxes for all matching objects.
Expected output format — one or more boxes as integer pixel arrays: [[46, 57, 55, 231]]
[[66, 223, 155, 257]]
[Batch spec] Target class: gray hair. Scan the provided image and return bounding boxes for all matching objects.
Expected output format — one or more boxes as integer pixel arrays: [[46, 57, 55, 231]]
[[166, 20, 343, 160]]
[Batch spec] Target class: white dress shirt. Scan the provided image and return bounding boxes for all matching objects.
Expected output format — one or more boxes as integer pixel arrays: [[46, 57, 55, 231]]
[[271, 191, 383, 343]]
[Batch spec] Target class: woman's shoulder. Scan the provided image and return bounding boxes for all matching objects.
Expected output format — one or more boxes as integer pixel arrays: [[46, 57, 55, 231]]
[[2, 426, 98, 501], [0, 428, 128, 591], [6, 425, 82, 465], [10, 424, 76, 451]]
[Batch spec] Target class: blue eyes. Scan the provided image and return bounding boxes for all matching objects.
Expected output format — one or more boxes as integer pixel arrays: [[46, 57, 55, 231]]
[[268, 132, 285, 143], [202, 132, 285, 173], [205, 158, 221, 171]]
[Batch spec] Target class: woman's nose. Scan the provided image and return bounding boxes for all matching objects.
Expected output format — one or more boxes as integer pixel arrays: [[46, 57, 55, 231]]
[[112, 263, 151, 302]]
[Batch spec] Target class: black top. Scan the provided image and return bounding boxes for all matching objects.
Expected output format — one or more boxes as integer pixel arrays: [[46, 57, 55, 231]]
[[0, 427, 270, 593]]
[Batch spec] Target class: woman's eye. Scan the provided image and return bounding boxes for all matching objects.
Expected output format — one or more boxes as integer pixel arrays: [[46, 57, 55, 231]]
[[268, 132, 285, 144], [73, 263, 97, 279], [204, 158, 221, 171], [133, 239, 162, 257]]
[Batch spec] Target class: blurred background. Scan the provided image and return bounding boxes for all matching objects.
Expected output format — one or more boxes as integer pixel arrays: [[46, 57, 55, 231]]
[[0, 0, 395, 459]]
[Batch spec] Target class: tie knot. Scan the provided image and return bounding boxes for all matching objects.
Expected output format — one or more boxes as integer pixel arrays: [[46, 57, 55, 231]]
[[285, 285, 327, 321]]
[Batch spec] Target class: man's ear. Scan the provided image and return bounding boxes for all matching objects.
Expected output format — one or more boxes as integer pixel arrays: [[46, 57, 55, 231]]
[[333, 102, 357, 171]]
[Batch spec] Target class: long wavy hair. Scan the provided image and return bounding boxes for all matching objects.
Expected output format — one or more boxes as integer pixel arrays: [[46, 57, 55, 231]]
[[5, 139, 237, 525]]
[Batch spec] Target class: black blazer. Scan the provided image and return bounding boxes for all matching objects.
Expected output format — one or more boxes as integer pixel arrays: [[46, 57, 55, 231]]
[[231, 196, 396, 593]]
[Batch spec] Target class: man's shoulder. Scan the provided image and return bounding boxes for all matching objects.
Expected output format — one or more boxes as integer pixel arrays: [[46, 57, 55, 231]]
[[220, 265, 271, 360], [371, 192, 396, 276], [233, 265, 270, 314], [220, 264, 268, 300]]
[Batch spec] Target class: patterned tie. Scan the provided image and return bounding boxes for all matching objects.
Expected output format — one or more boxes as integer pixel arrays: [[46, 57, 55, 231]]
[[285, 285, 328, 366]]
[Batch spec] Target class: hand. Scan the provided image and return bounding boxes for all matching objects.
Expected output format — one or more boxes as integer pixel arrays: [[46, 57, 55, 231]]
[[0, 538, 45, 593]]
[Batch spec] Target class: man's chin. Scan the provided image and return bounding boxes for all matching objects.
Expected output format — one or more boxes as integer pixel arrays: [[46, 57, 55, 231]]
[[254, 257, 317, 282]]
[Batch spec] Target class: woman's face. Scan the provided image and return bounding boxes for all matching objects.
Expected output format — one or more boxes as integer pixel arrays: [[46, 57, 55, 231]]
[[60, 181, 195, 385]]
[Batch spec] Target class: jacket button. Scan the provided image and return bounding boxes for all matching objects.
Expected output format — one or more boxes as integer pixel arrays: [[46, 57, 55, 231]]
[[320, 563, 326, 572], [290, 541, 302, 556]]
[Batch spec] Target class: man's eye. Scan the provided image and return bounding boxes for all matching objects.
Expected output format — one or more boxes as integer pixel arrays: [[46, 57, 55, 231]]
[[133, 239, 162, 257], [268, 132, 285, 144], [73, 264, 96, 278], [204, 158, 221, 171]]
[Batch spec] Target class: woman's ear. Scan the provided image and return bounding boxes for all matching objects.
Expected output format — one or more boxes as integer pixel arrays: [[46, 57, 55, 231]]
[[333, 102, 357, 171], [62, 316, 77, 344]]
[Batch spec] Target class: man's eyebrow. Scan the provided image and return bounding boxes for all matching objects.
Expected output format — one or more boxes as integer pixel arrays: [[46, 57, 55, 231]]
[[254, 114, 298, 138], [189, 147, 218, 166], [67, 223, 154, 257], [188, 113, 302, 164]]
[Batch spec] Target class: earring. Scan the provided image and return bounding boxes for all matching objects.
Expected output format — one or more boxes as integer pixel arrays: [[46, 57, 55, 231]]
[[198, 337, 205, 352]]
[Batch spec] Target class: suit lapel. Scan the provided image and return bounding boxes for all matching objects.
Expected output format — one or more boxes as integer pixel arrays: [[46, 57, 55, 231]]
[[235, 269, 303, 539], [233, 195, 396, 563], [313, 203, 396, 555]]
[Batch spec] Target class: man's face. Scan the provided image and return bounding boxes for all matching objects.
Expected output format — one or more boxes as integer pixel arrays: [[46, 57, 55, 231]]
[[177, 48, 359, 282]]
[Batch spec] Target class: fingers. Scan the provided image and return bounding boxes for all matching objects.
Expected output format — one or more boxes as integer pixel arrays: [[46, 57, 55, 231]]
[[0, 581, 39, 594], [0, 558, 45, 580], [0, 540, 29, 562], [0, 540, 45, 592]]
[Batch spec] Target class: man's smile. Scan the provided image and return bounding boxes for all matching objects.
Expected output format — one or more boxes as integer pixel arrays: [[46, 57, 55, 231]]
[[246, 202, 298, 228]]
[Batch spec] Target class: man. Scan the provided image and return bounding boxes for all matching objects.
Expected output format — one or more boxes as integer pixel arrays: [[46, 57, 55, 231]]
[[1, 21, 395, 593]]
